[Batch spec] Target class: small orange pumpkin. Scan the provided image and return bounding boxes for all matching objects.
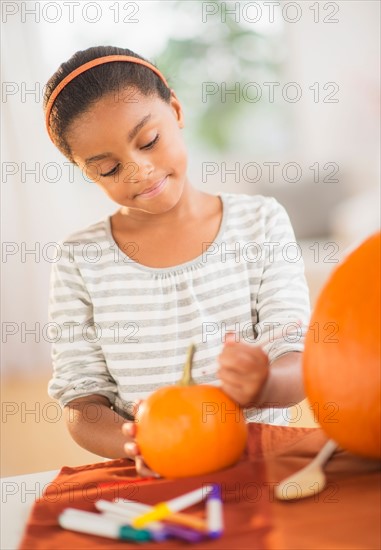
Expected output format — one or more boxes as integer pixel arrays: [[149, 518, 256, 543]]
[[136, 345, 248, 478], [303, 232, 381, 458]]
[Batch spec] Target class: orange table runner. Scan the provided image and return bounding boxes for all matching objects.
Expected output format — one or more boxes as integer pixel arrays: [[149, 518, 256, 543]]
[[19, 424, 381, 549]]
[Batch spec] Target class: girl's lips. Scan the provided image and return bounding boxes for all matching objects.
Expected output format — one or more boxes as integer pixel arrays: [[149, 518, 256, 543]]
[[137, 177, 168, 199]]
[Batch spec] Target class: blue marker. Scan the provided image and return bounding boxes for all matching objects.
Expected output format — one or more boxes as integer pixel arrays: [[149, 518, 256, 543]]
[[206, 484, 224, 538]]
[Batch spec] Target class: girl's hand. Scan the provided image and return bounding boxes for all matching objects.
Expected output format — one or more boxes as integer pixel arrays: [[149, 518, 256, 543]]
[[217, 335, 270, 407], [122, 402, 160, 478]]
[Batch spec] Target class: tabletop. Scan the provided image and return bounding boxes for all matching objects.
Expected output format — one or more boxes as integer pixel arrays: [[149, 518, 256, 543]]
[[4, 424, 381, 550]]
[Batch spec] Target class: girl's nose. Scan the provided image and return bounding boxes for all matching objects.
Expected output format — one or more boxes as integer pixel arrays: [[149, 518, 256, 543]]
[[122, 160, 153, 184]]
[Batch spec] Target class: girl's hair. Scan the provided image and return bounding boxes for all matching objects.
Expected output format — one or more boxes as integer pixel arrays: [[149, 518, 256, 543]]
[[43, 45, 171, 161]]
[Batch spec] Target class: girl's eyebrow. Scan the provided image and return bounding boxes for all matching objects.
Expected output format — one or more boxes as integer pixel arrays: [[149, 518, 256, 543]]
[[128, 114, 151, 142], [85, 114, 152, 163]]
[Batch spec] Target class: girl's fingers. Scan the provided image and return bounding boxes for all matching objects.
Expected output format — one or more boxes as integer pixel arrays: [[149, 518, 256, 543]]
[[219, 347, 267, 373], [134, 399, 143, 418], [122, 399, 143, 437], [122, 401, 159, 478], [223, 341, 267, 360], [124, 441, 138, 459], [217, 367, 244, 390], [225, 331, 238, 345], [220, 382, 253, 407], [219, 372, 256, 401], [218, 347, 270, 406], [122, 422, 136, 437]]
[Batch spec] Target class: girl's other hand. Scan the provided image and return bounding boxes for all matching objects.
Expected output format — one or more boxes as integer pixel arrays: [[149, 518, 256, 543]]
[[122, 401, 160, 478], [217, 334, 270, 407]]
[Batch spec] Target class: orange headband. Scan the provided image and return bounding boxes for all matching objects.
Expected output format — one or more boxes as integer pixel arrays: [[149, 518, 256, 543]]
[[45, 55, 169, 141]]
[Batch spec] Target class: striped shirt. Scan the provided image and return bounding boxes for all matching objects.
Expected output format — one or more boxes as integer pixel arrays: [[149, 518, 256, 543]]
[[47, 193, 311, 424]]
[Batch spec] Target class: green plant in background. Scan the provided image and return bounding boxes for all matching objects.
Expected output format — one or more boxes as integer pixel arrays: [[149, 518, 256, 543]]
[[155, 1, 285, 153]]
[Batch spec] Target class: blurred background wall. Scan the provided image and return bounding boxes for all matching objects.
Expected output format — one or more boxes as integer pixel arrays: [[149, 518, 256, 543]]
[[1, 0, 380, 475]]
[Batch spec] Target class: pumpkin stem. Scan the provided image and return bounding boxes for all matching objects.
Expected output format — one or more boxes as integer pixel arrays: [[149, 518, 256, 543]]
[[178, 343, 196, 386]]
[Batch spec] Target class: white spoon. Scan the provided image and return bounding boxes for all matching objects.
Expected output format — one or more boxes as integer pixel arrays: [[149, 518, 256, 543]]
[[275, 439, 338, 500]]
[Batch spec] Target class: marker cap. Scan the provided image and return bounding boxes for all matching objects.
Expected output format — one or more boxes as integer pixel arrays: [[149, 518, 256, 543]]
[[119, 525, 152, 542]]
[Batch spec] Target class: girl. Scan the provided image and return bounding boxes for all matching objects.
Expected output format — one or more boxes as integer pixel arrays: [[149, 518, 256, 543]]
[[45, 46, 310, 475]]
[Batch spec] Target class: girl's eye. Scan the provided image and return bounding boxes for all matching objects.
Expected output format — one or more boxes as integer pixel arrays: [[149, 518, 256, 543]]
[[99, 134, 159, 177], [141, 134, 160, 150], [100, 164, 120, 178]]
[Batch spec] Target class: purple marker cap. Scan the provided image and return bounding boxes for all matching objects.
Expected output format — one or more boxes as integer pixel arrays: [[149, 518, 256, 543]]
[[209, 484, 221, 500], [148, 529, 169, 542], [164, 524, 206, 543]]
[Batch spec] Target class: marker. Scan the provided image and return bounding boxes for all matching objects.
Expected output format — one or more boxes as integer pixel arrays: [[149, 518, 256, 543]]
[[101, 511, 168, 542], [96, 500, 205, 542], [101, 512, 205, 543], [58, 508, 152, 542], [95, 500, 208, 542], [113, 499, 208, 531], [95, 500, 167, 539], [206, 484, 224, 538], [161, 523, 206, 543], [132, 485, 212, 528]]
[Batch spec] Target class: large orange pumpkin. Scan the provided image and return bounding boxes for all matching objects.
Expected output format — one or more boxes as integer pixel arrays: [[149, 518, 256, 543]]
[[303, 232, 381, 458], [136, 345, 248, 478]]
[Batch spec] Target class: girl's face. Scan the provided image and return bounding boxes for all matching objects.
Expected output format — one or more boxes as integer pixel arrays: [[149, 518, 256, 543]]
[[66, 88, 188, 215]]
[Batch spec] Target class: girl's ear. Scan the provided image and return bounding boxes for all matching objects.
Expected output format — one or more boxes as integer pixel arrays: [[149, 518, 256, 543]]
[[169, 89, 185, 128]]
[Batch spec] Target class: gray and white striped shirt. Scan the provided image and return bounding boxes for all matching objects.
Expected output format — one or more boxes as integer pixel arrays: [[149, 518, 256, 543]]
[[47, 193, 310, 424]]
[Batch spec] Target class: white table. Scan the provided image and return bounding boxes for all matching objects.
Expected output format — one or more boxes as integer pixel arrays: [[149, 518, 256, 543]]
[[1, 470, 58, 549]]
